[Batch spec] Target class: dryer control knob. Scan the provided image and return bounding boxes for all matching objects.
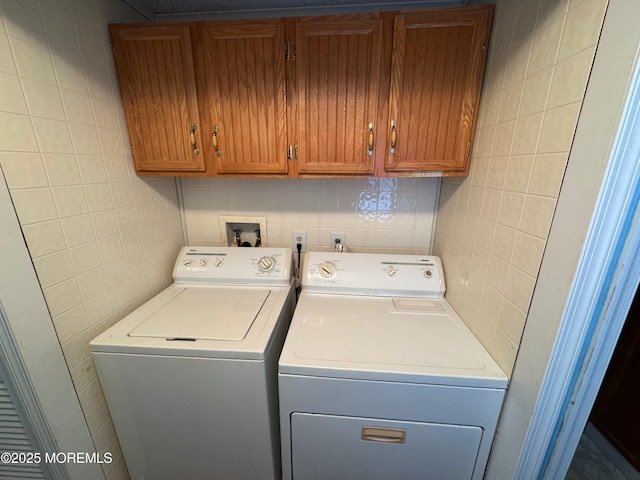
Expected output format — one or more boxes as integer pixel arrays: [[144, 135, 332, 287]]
[[318, 262, 336, 279], [424, 269, 433, 278], [387, 266, 398, 277], [213, 258, 224, 268], [258, 256, 276, 272], [200, 258, 208, 267], [183, 259, 193, 267]]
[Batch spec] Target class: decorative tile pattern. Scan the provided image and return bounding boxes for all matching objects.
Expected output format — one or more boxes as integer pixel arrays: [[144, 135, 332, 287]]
[[181, 177, 439, 253], [433, 0, 608, 375]]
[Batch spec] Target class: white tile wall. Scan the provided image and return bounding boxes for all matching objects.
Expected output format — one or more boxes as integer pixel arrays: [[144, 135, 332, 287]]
[[181, 177, 440, 254], [433, 0, 608, 375], [0, 1, 172, 479], [0, 0, 608, 475]]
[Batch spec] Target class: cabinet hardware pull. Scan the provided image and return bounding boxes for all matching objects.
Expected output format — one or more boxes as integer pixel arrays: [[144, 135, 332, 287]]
[[367, 123, 374, 157], [389, 120, 397, 154], [284, 42, 296, 61], [190, 124, 200, 155], [294, 144, 298, 160], [211, 126, 221, 157]]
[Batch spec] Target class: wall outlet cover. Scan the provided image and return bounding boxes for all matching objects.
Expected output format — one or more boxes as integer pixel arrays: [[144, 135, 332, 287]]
[[292, 231, 307, 253]]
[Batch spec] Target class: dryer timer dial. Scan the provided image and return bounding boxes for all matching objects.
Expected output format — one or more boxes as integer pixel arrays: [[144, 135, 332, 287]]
[[318, 262, 336, 279]]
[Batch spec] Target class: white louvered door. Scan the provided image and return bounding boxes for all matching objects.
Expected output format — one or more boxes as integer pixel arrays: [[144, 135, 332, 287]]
[[0, 363, 48, 479]]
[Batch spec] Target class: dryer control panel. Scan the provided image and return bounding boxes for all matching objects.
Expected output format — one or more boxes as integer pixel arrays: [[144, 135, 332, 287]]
[[303, 252, 445, 298], [173, 246, 292, 286]]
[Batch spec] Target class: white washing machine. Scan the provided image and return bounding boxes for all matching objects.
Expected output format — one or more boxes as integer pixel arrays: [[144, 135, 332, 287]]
[[91, 246, 295, 480], [279, 252, 508, 480]]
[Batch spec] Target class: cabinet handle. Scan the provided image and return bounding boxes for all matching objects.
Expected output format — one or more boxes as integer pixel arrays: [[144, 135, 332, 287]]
[[190, 124, 200, 155], [367, 123, 374, 157], [284, 42, 297, 61], [389, 120, 397, 154], [211, 126, 221, 157]]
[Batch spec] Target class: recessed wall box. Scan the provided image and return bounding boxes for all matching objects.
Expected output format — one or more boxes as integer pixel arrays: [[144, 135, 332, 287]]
[[219, 216, 267, 247]]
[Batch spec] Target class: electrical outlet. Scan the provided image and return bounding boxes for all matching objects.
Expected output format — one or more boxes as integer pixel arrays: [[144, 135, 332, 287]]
[[292, 231, 307, 253], [330, 232, 346, 250]]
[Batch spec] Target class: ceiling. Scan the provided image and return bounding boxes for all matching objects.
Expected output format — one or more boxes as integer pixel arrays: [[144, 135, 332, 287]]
[[122, 0, 468, 20]]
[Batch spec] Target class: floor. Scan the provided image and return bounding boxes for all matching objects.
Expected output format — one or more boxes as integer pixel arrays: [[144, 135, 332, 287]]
[[567, 433, 627, 480], [566, 421, 640, 480]]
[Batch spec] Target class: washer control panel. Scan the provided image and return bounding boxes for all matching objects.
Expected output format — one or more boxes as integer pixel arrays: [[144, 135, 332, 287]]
[[173, 247, 292, 286], [303, 252, 444, 298]]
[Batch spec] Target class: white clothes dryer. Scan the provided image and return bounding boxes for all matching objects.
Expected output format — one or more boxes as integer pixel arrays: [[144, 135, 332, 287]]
[[91, 246, 295, 480], [278, 252, 508, 480]]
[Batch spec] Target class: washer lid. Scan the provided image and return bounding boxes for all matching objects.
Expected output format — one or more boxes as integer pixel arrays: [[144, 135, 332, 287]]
[[128, 288, 270, 341]]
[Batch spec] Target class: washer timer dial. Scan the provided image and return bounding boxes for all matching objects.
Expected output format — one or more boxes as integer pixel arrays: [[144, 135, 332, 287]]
[[258, 256, 276, 273]]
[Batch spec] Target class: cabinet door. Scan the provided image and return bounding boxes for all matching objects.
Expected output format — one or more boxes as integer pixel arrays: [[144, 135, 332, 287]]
[[196, 20, 288, 175], [110, 24, 205, 173], [294, 14, 383, 175], [384, 6, 493, 174]]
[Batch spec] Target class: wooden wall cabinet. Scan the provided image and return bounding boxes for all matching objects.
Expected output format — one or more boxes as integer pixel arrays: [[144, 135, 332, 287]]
[[380, 6, 493, 176], [194, 19, 289, 175], [110, 5, 492, 177], [293, 14, 383, 175], [110, 24, 206, 174]]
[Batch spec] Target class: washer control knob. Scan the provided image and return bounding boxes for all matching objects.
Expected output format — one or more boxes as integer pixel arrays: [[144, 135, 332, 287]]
[[424, 269, 433, 279], [213, 258, 224, 268], [183, 259, 193, 267], [258, 256, 276, 272], [387, 266, 398, 277], [200, 258, 208, 267], [318, 262, 336, 279]]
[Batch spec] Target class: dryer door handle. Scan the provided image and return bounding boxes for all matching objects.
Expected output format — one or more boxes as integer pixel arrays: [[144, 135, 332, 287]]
[[361, 426, 406, 444]]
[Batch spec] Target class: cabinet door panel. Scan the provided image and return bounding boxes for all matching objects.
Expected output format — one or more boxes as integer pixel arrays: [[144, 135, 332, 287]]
[[385, 7, 492, 174], [295, 15, 382, 175], [198, 21, 288, 174], [111, 25, 205, 172]]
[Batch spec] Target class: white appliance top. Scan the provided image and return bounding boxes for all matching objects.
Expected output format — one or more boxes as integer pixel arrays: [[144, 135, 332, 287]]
[[128, 288, 269, 341], [279, 252, 507, 388], [91, 284, 292, 359], [173, 246, 292, 285], [302, 252, 445, 297], [91, 246, 294, 359]]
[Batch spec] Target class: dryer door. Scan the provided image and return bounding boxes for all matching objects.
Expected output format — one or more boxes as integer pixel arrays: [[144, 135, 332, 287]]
[[291, 413, 482, 480]]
